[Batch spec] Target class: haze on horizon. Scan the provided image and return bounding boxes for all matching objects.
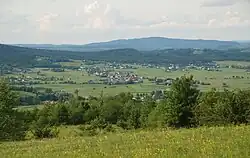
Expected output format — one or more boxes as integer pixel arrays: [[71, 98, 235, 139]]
[[0, 0, 250, 44]]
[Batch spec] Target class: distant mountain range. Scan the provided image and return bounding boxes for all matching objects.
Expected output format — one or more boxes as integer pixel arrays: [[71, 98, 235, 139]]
[[237, 40, 250, 43], [15, 37, 241, 51], [1, 42, 250, 67]]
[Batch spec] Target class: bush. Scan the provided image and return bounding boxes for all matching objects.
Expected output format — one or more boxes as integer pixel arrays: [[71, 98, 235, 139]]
[[194, 88, 223, 126], [78, 125, 99, 136], [195, 89, 250, 126], [78, 124, 123, 137], [78, 118, 107, 136], [31, 125, 59, 139], [218, 89, 250, 125], [147, 104, 166, 128], [0, 111, 28, 141]]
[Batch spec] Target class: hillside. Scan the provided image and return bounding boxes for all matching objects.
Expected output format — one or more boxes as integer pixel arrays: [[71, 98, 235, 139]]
[[0, 44, 143, 66], [0, 44, 36, 66], [1, 126, 250, 158], [16, 37, 241, 51], [1, 43, 250, 67], [83, 37, 240, 51]]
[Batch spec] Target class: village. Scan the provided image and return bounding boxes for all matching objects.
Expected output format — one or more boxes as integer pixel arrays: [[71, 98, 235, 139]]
[[3, 60, 236, 88]]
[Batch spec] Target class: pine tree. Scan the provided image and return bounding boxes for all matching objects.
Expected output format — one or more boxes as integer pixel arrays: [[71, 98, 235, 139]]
[[0, 79, 27, 141]]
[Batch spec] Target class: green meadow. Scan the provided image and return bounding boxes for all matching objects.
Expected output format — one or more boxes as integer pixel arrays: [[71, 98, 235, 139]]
[[1, 125, 250, 158]]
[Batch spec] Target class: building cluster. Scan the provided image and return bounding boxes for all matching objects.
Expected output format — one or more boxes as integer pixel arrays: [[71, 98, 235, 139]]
[[87, 71, 143, 85], [104, 72, 143, 85], [165, 62, 220, 72]]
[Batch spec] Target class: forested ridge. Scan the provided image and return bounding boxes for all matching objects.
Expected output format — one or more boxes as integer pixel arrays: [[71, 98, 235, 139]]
[[1, 44, 250, 67], [16, 37, 241, 51]]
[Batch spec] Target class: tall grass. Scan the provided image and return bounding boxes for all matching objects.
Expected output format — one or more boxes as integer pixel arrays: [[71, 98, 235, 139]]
[[1, 125, 250, 158]]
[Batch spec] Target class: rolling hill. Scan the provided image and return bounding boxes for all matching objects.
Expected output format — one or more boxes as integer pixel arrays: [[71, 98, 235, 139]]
[[1, 43, 250, 68], [15, 37, 240, 52], [0, 44, 142, 67], [82, 37, 240, 51]]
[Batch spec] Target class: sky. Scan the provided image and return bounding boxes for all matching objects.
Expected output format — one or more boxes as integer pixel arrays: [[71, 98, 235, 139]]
[[0, 0, 250, 44]]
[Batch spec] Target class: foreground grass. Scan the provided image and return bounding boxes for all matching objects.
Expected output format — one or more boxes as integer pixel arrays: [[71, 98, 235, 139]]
[[1, 126, 250, 158]]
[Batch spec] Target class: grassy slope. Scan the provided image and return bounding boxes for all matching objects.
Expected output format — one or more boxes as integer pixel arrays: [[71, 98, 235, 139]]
[[1, 126, 250, 158]]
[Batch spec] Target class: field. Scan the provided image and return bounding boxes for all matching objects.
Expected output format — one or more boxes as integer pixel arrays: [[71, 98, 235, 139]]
[[1, 125, 250, 158], [5, 60, 250, 97], [2, 61, 250, 158], [217, 60, 250, 67]]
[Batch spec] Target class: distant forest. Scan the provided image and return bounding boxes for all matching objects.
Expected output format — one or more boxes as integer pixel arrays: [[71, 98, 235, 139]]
[[0, 44, 250, 67]]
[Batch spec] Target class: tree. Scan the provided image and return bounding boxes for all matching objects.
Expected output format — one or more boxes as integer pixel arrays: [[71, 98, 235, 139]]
[[45, 88, 53, 93], [30, 104, 59, 139], [100, 99, 123, 124], [0, 80, 27, 141], [164, 75, 200, 128], [218, 89, 250, 125], [194, 88, 222, 126], [74, 89, 79, 98], [120, 99, 142, 129], [54, 104, 69, 125], [139, 96, 156, 128]]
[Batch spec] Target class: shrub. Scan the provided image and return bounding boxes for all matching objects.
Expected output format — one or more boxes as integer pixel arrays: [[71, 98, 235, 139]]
[[218, 89, 250, 125], [31, 125, 59, 139], [194, 88, 223, 126], [195, 89, 250, 126]]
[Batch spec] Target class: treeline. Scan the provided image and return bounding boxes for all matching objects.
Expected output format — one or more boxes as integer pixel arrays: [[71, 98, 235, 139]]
[[1, 76, 250, 141], [11, 86, 73, 105], [1, 44, 250, 68], [228, 64, 250, 70]]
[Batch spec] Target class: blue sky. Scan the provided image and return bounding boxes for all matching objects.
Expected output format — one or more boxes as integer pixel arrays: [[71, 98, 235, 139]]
[[0, 0, 250, 44]]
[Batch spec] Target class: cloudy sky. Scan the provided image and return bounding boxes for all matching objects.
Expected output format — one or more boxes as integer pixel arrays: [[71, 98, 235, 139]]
[[0, 0, 250, 44]]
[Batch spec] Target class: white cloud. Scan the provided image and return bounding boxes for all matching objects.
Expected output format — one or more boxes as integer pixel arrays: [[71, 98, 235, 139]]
[[11, 28, 22, 33], [208, 19, 217, 27], [73, 1, 118, 29], [36, 13, 59, 31], [84, 1, 99, 14], [0, 0, 249, 43], [206, 10, 250, 28], [201, 0, 250, 7], [201, 0, 237, 7], [225, 11, 239, 16]]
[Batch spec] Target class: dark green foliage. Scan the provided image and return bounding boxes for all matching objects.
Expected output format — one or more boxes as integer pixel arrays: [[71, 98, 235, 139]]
[[119, 100, 142, 129], [31, 124, 59, 139], [216, 89, 250, 125], [3, 75, 250, 141], [139, 97, 157, 128], [0, 80, 28, 141], [30, 104, 59, 139], [194, 88, 223, 126], [11, 86, 73, 106], [195, 89, 250, 126], [54, 104, 70, 125], [161, 75, 200, 128], [100, 98, 123, 124], [67, 97, 90, 125], [1, 44, 250, 68]]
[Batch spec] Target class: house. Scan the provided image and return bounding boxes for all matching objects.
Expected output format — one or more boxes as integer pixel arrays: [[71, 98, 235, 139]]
[[88, 80, 95, 84]]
